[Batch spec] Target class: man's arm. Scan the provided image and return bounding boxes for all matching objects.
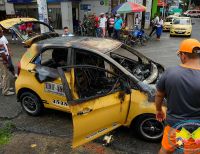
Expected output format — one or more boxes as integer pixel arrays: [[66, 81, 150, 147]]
[[155, 90, 166, 122]]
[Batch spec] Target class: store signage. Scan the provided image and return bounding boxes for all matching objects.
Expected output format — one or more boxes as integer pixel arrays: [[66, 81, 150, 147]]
[[7, 0, 32, 3], [80, 4, 91, 11], [7, 0, 80, 3]]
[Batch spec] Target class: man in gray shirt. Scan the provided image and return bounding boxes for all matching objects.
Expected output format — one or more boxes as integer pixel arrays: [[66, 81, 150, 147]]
[[155, 39, 200, 154]]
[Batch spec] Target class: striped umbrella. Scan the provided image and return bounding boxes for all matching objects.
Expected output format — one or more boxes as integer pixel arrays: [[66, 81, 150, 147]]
[[112, 2, 146, 14]]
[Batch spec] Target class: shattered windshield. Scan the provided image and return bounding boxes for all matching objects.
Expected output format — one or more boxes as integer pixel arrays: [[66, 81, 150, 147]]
[[166, 17, 173, 22], [173, 19, 191, 25], [12, 21, 53, 41], [109, 45, 152, 81]]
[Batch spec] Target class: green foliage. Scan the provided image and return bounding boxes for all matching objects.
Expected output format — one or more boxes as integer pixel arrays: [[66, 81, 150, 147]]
[[0, 122, 15, 146]]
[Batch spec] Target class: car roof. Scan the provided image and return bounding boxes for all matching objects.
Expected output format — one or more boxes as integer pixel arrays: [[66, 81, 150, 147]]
[[166, 15, 177, 18], [36, 36, 122, 54], [175, 17, 191, 19]]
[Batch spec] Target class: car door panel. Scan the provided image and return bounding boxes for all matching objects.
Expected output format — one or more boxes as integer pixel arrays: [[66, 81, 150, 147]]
[[70, 91, 130, 148], [58, 65, 131, 148]]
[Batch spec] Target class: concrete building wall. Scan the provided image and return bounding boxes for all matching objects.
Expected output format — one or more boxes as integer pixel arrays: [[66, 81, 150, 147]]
[[5, 2, 14, 14], [79, 0, 110, 22], [61, 2, 73, 32]]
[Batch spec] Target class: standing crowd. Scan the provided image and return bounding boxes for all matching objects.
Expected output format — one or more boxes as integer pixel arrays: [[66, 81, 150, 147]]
[[74, 12, 125, 40]]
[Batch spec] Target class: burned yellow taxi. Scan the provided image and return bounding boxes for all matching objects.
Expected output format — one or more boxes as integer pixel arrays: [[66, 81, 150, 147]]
[[0, 18, 165, 147]]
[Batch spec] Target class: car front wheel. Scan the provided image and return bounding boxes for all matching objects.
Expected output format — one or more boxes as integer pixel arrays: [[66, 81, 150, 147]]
[[132, 115, 164, 141], [20, 92, 43, 116]]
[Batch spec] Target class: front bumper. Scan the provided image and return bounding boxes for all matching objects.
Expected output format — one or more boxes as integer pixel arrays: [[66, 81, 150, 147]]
[[170, 29, 191, 36]]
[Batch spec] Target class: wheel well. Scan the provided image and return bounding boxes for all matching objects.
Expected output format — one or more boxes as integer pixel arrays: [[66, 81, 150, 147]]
[[130, 113, 155, 128], [17, 88, 42, 102]]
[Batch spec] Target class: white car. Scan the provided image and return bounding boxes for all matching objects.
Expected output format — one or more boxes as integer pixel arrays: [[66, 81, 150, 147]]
[[183, 10, 200, 18]]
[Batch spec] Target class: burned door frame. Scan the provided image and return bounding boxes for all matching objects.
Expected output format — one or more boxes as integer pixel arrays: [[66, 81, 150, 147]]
[[57, 65, 130, 105]]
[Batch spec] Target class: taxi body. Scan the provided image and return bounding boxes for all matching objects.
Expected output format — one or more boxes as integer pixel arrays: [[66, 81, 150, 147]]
[[163, 15, 178, 31], [0, 18, 166, 148], [170, 17, 192, 37]]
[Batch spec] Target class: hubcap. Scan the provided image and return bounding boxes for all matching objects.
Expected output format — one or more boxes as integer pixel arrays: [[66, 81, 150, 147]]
[[22, 96, 37, 113], [140, 118, 164, 139]]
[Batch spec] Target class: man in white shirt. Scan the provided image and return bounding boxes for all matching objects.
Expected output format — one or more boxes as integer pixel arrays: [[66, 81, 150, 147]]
[[99, 13, 107, 37], [0, 28, 15, 76], [149, 14, 159, 37], [0, 39, 15, 96]]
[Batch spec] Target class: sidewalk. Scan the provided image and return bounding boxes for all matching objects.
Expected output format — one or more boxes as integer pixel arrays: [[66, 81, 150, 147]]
[[0, 131, 116, 154]]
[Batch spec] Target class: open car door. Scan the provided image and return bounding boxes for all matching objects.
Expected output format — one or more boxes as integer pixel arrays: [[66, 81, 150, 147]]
[[0, 18, 59, 47], [58, 65, 131, 148]]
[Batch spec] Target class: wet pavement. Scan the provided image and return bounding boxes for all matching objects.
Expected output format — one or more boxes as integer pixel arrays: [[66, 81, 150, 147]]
[[0, 18, 200, 154]]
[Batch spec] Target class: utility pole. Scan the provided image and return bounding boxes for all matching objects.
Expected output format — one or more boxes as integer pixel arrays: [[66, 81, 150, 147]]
[[37, 0, 49, 33], [188, 0, 191, 9]]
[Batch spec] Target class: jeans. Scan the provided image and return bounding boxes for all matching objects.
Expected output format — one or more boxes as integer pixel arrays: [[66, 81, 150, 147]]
[[11, 29, 17, 39], [113, 29, 121, 40]]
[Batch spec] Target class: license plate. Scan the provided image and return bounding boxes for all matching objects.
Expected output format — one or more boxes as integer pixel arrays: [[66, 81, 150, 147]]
[[176, 31, 183, 34], [45, 82, 65, 96]]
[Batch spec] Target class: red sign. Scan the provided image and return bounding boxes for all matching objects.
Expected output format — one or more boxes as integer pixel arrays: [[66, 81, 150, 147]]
[[158, 0, 167, 6]]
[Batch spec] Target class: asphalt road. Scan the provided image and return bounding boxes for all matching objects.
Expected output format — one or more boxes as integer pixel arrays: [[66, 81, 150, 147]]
[[0, 18, 200, 154]]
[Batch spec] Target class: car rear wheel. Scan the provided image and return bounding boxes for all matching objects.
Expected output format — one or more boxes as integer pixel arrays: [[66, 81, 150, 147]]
[[132, 115, 164, 141], [20, 92, 43, 116]]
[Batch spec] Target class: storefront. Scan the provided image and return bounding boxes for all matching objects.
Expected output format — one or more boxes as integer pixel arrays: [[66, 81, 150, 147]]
[[6, 0, 80, 30], [126, 0, 152, 29]]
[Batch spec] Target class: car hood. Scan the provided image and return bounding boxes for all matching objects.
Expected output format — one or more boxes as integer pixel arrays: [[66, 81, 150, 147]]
[[0, 18, 59, 47], [171, 24, 191, 29]]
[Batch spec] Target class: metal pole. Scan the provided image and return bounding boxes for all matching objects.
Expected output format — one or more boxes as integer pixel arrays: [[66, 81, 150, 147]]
[[162, 0, 164, 18], [37, 0, 49, 33]]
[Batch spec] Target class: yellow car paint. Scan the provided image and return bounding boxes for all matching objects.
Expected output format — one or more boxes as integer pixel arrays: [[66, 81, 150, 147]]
[[163, 15, 178, 31], [170, 17, 192, 36], [0, 18, 37, 29]]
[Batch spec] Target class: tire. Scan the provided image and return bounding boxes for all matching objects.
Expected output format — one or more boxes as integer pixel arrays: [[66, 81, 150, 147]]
[[132, 115, 164, 141], [20, 92, 43, 116], [170, 34, 173, 37]]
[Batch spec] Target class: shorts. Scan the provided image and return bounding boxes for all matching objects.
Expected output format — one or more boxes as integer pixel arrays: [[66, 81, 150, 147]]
[[161, 125, 200, 154]]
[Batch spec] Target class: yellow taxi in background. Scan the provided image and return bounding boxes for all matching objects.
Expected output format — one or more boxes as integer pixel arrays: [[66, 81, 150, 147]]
[[0, 18, 166, 148], [163, 15, 178, 31], [170, 17, 193, 37]]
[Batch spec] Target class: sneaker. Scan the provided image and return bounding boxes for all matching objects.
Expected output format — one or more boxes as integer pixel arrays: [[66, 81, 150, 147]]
[[16, 38, 18, 40], [12, 38, 14, 40], [9, 87, 14, 91], [4, 91, 15, 96]]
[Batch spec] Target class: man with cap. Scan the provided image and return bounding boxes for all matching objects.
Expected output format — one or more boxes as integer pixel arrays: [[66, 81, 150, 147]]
[[0, 39, 15, 96], [113, 14, 123, 40], [155, 38, 200, 154]]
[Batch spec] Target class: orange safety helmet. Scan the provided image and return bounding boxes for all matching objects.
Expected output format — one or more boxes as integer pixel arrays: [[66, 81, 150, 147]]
[[177, 39, 200, 53]]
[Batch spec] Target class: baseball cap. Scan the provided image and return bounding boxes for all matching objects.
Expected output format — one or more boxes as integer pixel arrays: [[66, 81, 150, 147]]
[[177, 39, 200, 54], [116, 14, 120, 17]]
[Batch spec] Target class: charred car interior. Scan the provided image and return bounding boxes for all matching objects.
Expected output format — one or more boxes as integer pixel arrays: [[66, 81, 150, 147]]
[[109, 45, 164, 84], [73, 49, 125, 99]]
